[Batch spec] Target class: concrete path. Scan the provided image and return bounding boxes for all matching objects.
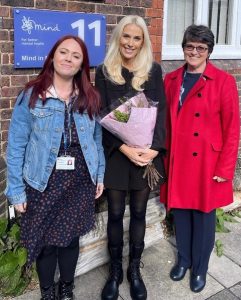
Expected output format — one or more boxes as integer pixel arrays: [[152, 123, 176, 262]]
[[14, 218, 241, 300]]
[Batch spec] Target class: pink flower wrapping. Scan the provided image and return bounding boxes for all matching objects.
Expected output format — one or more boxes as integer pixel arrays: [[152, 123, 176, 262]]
[[99, 92, 158, 148]]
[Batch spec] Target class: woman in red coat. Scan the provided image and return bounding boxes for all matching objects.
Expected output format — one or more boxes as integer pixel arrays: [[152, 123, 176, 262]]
[[161, 25, 240, 293]]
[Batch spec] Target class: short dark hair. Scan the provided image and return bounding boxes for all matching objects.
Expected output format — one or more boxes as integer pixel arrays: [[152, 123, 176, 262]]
[[182, 24, 215, 54]]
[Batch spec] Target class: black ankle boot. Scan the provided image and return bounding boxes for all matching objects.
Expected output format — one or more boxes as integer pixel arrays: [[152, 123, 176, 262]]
[[101, 245, 123, 300], [40, 284, 56, 300], [127, 243, 147, 300], [58, 280, 75, 300]]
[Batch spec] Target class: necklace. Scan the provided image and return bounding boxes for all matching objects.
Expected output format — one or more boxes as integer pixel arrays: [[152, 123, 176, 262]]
[[53, 85, 73, 103]]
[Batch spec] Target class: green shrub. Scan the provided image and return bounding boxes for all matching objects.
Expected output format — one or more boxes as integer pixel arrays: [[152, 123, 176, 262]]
[[0, 217, 36, 297]]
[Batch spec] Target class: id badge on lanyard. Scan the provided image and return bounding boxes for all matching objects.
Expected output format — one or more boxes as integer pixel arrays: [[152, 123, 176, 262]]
[[56, 102, 75, 170]]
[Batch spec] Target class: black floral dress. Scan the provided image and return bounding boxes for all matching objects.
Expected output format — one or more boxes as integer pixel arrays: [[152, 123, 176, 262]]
[[20, 104, 96, 265]]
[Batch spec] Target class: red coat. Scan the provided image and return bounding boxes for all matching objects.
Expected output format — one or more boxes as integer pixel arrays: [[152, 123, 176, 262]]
[[160, 62, 240, 212]]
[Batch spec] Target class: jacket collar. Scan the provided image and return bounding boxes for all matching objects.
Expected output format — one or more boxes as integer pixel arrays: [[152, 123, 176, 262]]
[[45, 85, 78, 100], [169, 62, 217, 81]]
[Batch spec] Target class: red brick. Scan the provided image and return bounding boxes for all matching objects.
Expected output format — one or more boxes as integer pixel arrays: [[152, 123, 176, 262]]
[[68, 2, 95, 13], [1, 131, 8, 142], [140, 0, 152, 8], [10, 53, 14, 64], [0, 41, 13, 53], [123, 7, 145, 17], [0, 99, 10, 109], [2, 86, 22, 98], [0, 76, 10, 87], [0, 109, 13, 120], [117, 0, 128, 5], [2, 54, 9, 64], [2, 18, 13, 29], [97, 4, 122, 15], [106, 15, 118, 24], [0, 7, 10, 17], [146, 8, 162, 17], [2, 142, 7, 155], [1, 0, 34, 6], [11, 75, 29, 87], [36, 0, 66, 10], [0, 120, 10, 131], [105, 0, 117, 4], [11, 98, 17, 108], [0, 30, 9, 41], [154, 52, 161, 62], [129, 0, 141, 6]]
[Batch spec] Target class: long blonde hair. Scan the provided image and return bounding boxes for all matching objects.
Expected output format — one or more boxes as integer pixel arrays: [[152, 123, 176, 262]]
[[103, 15, 153, 91]]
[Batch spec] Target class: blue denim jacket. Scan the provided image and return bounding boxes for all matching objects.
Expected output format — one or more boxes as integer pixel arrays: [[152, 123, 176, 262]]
[[5, 89, 105, 205]]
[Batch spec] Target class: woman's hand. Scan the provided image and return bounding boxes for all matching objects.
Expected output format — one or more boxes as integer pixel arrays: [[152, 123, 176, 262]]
[[95, 183, 104, 199], [119, 144, 150, 166], [14, 203, 27, 213], [139, 149, 159, 161], [213, 176, 227, 183]]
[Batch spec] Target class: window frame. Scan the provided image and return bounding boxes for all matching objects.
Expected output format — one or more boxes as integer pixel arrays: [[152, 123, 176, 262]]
[[162, 0, 241, 60]]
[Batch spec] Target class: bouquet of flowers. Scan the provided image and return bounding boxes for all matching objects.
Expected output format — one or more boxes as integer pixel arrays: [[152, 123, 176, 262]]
[[98, 92, 163, 189]]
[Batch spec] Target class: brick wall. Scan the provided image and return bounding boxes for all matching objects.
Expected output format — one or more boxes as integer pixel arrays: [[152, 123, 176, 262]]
[[0, 1, 164, 213]]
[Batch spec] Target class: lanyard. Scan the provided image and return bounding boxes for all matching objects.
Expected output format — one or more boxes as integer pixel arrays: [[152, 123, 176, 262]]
[[63, 101, 73, 155]]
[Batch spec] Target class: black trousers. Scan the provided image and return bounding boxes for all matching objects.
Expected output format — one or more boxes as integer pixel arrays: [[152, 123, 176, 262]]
[[36, 236, 80, 288], [172, 209, 216, 275]]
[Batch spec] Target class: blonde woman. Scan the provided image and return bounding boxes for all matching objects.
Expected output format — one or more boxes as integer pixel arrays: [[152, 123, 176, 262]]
[[95, 15, 166, 300]]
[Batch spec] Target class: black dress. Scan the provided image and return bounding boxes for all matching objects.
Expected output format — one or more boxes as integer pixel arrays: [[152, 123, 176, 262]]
[[20, 105, 96, 265], [95, 62, 166, 190]]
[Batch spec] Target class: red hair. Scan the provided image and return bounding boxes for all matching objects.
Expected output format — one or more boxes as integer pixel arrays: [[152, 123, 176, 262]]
[[24, 35, 100, 118]]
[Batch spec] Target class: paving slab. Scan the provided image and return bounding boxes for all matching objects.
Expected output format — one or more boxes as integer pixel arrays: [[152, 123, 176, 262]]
[[206, 289, 240, 300], [215, 219, 241, 266], [208, 251, 241, 288], [230, 282, 241, 298]]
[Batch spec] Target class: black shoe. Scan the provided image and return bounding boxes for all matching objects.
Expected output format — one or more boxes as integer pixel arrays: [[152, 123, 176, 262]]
[[101, 262, 123, 300], [190, 274, 206, 293], [58, 280, 75, 300], [101, 245, 123, 300], [170, 264, 188, 281], [40, 284, 56, 300], [127, 243, 147, 300], [127, 260, 147, 300]]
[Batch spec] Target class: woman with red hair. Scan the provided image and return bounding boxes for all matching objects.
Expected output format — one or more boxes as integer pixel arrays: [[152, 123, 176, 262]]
[[5, 35, 105, 300]]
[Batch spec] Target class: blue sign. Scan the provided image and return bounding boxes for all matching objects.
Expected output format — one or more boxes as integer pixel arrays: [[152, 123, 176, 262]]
[[14, 9, 106, 68]]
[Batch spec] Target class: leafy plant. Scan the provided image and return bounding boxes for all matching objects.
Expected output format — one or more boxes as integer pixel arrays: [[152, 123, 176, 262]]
[[0, 217, 36, 297], [215, 239, 224, 257], [215, 208, 241, 257], [215, 208, 239, 233]]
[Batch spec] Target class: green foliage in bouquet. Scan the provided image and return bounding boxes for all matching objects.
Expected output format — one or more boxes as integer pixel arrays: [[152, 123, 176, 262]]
[[113, 109, 130, 123], [0, 217, 36, 297]]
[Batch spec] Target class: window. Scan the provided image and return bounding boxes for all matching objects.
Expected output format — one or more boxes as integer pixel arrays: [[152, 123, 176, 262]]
[[162, 0, 241, 60]]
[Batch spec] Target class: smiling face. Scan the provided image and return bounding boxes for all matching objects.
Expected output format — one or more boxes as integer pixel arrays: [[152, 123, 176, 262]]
[[119, 23, 144, 68], [53, 38, 83, 80], [183, 41, 209, 73]]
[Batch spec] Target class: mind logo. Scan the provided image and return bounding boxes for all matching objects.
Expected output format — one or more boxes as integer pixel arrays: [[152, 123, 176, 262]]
[[21, 16, 60, 34], [21, 16, 34, 34]]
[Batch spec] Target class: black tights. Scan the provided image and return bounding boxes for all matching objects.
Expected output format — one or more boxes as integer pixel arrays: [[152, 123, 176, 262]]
[[36, 236, 80, 288], [106, 186, 150, 247]]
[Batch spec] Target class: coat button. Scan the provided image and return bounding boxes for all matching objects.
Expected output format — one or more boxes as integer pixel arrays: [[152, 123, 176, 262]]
[[195, 113, 200, 117], [193, 152, 198, 156], [197, 93, 202, 97], [194, 132, 199, 136], [80, 127, 85, 131]]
